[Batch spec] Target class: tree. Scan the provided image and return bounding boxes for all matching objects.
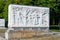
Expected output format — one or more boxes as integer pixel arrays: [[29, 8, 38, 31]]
[[0, 0, 5, 18], [0, 0, 60, 27]]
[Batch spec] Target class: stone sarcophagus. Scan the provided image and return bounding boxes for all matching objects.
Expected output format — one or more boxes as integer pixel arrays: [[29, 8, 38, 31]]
[[5, 4, 50, 40], [8, 4, 49, 28]]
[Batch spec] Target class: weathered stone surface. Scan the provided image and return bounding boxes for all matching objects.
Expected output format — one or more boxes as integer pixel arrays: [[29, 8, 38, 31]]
[[8, 30, 60, 40], [8, 4, 49, 27], [0, 19, 5, 27]]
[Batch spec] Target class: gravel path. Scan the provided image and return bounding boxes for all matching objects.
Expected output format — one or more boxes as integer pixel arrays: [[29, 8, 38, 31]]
[[0, 37, 6, 40]]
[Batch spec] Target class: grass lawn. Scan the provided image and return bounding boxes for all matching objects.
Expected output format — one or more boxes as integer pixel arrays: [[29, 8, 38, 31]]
[[0, 29, 7, 33], [50, 29, 60, 32]]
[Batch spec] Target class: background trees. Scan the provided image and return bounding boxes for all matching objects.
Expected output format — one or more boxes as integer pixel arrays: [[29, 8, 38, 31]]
[[0, 0, 60, 27]]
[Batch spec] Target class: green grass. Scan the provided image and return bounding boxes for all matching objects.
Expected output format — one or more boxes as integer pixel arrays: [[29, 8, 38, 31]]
[[50, 29, 60, 32], [0, 29, 7, 33]]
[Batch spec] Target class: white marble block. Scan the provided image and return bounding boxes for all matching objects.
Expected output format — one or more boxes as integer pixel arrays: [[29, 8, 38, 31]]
[[0, 19, 5, 27], [8, 4, 49, 28]]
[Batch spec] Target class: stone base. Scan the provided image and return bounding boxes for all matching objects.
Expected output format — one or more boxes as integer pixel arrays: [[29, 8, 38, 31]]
[[12, 27, 49, 31], [5, 27, 49, 40]]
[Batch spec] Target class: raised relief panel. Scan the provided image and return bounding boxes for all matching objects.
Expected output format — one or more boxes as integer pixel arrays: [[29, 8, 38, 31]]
[[42, 9, 49, 27], [8, 4, 49, 27]]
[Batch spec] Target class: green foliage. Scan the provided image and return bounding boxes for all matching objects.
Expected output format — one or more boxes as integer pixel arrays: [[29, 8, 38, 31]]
[[0, 0, 5, 18], [0, 0, 4, 13], [0, 0, 60, 27], [50, 25, 60, 30]]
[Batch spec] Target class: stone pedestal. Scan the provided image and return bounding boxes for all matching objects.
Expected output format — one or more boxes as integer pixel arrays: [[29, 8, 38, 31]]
[[6, 4, 50, 40], [5, 28, 14, 40]]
